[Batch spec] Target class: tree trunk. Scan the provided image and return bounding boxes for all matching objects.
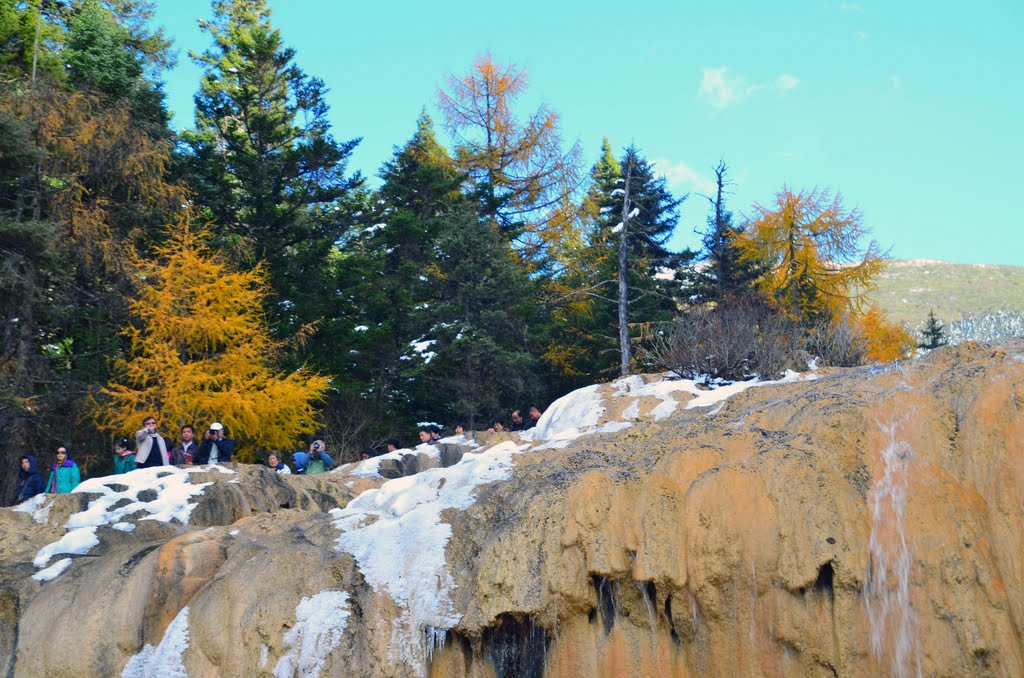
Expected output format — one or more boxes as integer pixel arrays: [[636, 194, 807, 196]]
[[618, 156, 634, 377]]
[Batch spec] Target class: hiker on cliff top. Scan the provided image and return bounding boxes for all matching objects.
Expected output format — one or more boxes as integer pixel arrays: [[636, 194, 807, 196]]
[[386, 438, 402, 453], [195, 422, 235, 464], [429, 425, 442, 442], [487, 419, 505, 434], [417, 428, 432, 445], [267, 452, 291, 475], [113, 437, 137, 475], [46, 446, 80, 494], [170, 425, 198, 465], [509, 410, 527, 431], [135, 415, 169, 468], [294, 440, 332, 474], [526, 406, 543, 429], [16, 455, 46, 503]]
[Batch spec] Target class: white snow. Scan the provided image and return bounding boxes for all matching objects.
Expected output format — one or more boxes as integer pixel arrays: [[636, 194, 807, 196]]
[[13, 493, 51, 524], [353, 325, 369, 332], [628, 207, 640, 219], [33, 526, 98, 567], [332, 440, 522, 670], [654, 266, 677, 281], [121, 606, 190, 678], [31, 465, 225, 578], [410, 338, 438, 364], [611, 222, 624, 234], [273, 591, 351, 678], [526, 383, 605, 445], [32, 557, 72, 581]]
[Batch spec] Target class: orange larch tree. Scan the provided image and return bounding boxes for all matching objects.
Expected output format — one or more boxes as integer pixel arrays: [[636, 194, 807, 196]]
[[96, 214, 331, 460], [437, 52, 583, 263]]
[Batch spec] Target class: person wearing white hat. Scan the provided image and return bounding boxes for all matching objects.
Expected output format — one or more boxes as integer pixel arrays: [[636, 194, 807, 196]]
[[195, 422, 235, 464]]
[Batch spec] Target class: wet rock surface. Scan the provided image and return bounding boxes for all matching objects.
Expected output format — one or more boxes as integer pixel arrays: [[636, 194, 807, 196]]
[[1, 340, 1023, 677]]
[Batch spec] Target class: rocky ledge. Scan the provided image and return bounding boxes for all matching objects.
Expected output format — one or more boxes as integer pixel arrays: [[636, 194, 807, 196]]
[[1, 340, 1023, 677]]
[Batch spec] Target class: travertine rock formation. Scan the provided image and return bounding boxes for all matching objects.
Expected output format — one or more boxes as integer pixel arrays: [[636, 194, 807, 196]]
[[1, 340, 1023, 678]]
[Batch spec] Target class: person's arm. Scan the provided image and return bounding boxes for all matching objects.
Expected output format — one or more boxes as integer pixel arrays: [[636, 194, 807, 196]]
[[70, 464, 81, 490], [321, 451, 334, 468], [45, 470, 54, 493]]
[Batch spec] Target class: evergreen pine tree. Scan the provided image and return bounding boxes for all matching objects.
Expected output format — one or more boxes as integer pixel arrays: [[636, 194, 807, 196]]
[[689, 161, 764, 306], [329, 111, 463, 437], [555, 142, 693, 378], [180, 0, 362, 334], [919, 310, 948, 350]]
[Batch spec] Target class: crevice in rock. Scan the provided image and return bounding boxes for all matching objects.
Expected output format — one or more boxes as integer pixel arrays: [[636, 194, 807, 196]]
[[814, 562, 834, 599], [592, 575, 616, 635], [481, 613, 550, 678], [118, 544, 160, 577]]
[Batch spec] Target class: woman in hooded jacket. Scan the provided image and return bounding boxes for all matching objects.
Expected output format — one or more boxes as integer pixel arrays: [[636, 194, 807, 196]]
[[46, 447, 81, 494], [16, 455, 46, 503]]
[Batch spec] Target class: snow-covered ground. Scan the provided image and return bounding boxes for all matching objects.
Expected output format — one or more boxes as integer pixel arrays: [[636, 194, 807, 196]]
[[29, 465, 235, 581]]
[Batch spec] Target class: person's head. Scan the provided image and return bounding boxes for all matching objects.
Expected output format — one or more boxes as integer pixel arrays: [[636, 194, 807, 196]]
[[418, 428, 431, 444], [181, 425, 195, 443], [386, 438, 401, 452], [209, 422, 224, 439], [429, 425, 441, 440], [115, 437, 130, 453], [267, 452, 279, 468], [360, 448, 372, 461], [511, 410, 523, 425], [528, 406, 542, 421], [143, 416, 157, 434], [56, 446, 68, 463], [310, 439, 324, 456], [20, 456, 30, 472], [491, 419, 505, 432], [454, 424, 464, 435]]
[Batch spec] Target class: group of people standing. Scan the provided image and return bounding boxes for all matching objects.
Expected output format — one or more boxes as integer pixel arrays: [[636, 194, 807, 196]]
[[16, 447, 79, 502]]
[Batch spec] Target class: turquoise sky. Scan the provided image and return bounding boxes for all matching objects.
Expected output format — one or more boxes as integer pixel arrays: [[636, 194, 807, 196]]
[[154, 1, 1023, 266]]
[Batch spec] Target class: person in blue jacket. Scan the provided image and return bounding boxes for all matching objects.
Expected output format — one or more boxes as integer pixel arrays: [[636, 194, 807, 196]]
[[46, 447, 80, 494], [16, 455, 46, 503], [293, 440, 333, 474]]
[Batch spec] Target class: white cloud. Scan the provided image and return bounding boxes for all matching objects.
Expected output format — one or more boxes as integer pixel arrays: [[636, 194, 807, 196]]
[[651, 158, 716, 196], [698, 67, 760, 109], [890, 75, 902, 90], [776, 74, 800, 91], [699, 67, 799, 109], [840, 1, 864, 12], [855, 31, 871, 40]]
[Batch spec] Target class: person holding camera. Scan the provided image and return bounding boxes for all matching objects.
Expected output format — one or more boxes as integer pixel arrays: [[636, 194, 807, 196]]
[[195, 422, 235, 465], [294, 439, 332, 474], [135, 416, 169, 468]]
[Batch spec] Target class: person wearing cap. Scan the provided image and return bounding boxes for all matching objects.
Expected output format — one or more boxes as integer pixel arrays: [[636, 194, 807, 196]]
[[46, 446, 80, 494], [113, 437, 137, 474], [195, 422, 235, 464], [135, 415, 169, 468]]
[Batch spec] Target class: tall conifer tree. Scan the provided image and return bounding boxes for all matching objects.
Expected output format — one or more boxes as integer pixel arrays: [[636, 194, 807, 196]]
[[181, 0, 362, 334]]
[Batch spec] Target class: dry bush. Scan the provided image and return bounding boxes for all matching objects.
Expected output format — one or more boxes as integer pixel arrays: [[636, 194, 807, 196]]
[[649, 300, 802, 381]]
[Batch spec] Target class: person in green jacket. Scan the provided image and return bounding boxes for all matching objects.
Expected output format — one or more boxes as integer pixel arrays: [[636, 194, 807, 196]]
[[46, 446, 81, 494], [113, 437, 136, 475]]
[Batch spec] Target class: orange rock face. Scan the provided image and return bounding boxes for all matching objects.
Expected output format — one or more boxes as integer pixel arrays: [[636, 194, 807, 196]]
[[1, 341, 1022, 678]]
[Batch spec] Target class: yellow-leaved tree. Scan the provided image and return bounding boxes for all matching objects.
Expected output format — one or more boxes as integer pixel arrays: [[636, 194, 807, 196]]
[[96, 215, 331, 461], [735, 187, 914, 362]]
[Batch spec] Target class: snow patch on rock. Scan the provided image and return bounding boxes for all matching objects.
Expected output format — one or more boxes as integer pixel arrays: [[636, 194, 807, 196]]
[[121, 606, 190, 677], [273, 590, 351, 678], [332, 440, 522, 671]]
